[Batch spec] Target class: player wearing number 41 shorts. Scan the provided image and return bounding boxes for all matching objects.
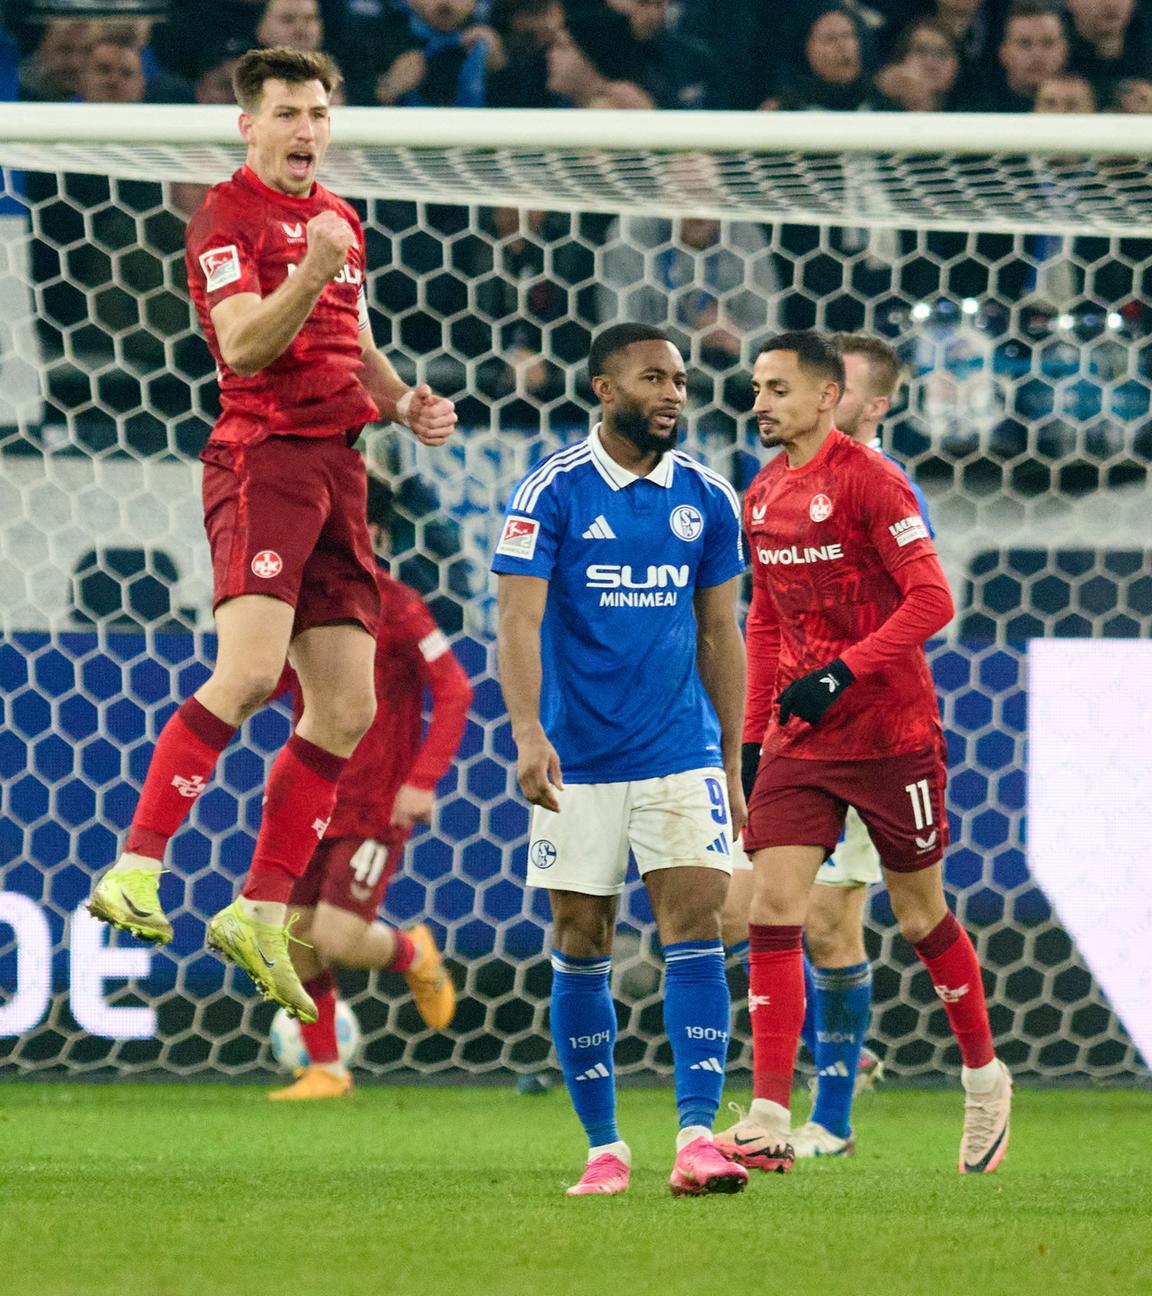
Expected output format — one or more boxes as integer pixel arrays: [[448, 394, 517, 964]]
[[714, 331, 1011, 1179], [495, 323, 750, 1199], [268, 564, 472, 1100], [86, 46, 457, 1023]]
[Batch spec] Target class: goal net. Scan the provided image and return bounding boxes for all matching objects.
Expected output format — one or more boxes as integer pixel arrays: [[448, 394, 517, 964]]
[[0, 106, 1148, 1082]]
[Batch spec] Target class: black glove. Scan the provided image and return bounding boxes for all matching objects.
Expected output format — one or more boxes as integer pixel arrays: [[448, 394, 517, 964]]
[[741, 740, 762, 802], [777, 658, 855, 726]]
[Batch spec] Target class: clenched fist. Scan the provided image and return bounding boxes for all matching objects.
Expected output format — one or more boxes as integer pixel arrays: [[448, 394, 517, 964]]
[[303, 211, 356, 282]]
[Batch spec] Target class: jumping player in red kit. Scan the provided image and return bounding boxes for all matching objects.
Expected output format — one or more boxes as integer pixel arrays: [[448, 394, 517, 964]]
[[269, 555, 472, 1100], [715, 332, 1012, 1175], [87, 46, 457, 1023]]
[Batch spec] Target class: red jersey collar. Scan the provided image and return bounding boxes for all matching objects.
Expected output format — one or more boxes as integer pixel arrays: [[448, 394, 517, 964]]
[[784, 426, 847, 478], [237, 163, 318, 208]]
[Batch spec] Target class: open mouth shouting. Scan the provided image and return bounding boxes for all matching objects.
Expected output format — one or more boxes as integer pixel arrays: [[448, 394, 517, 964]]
[[285, 150, 315, 183]]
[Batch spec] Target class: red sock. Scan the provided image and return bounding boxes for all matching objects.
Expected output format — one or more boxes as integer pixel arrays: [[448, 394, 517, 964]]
[[242, 734, 347, 904], [126, 697, 236, 860], [299, 971, 339, 1064], [913, 912, 995, 1069], [389, 930, 416, 973], [748, 924, 805, 1108]]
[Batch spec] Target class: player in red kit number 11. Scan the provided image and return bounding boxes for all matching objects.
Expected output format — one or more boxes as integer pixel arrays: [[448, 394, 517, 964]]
[[87, 46, 457, 1023], [714, 332, 1012, 1176]]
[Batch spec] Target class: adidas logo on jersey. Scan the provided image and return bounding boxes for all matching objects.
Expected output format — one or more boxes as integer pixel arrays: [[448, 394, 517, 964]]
[[582, 515, 617, 540], [689, 1057, 725, 1074], [706, 834, 730, 856], [575, 1062, 611, 1081]]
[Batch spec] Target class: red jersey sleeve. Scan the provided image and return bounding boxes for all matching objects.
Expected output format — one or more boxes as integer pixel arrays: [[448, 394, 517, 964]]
[[835, 458, 953, 678], [840, 556, 954, 679], [186, 193, 262, 308], [397, 600, 472, 791], [860, 460, 939, 575], [744, 539, 782, 745]]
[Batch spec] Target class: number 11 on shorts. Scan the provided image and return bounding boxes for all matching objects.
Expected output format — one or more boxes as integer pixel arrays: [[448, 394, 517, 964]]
[[905, 779, 933, 830]]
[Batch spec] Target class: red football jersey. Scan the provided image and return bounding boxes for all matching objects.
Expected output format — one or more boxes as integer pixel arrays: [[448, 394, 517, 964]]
[[290, 570, 472, 841], [744, 430, 949, 761], [185, 165, 378, 444]]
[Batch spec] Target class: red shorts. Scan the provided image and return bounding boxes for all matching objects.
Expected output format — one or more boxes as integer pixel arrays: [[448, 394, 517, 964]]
[[201, 434, 380, 636], [744, 744, 949, 873], [289, 836, 405, 921]]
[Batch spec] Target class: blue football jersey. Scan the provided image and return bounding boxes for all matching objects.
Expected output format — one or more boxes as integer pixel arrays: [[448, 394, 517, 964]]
[[491, 427, 745, 783]]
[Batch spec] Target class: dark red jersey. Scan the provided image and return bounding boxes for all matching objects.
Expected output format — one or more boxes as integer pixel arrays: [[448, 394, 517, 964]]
[[185, 165, 378, 445], [744, 429, 953, 761], [288, 569, 472, 841]]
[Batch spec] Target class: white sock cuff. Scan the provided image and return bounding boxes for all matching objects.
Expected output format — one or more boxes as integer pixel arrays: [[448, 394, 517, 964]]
[[588, 1140, 630, 1165], [962, 1059, 1001, 1092], [676, 1125, 712, 1152]]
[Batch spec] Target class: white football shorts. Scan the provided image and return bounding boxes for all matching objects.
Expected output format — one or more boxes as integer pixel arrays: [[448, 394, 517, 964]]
[[525, 767, 736, 896], [815, 805, 882, 888]]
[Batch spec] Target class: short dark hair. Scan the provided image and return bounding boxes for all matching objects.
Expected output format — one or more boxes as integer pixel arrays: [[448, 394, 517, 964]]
[[588, 323, 671, 380], [830, 332, 903, 399], [1003, 0, 1066, 32], [758, 330, 845, 389], [233, 45, 342, 111], [892, 16, 959, 64]]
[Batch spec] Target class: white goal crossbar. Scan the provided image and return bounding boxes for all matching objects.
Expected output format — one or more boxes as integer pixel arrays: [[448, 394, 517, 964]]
[[1, 105, 1150, 234]]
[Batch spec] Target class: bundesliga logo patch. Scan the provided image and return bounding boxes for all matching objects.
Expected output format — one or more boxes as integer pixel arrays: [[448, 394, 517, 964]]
[[809, 493, 833, 523], [251, 550, 283, 579], [496, 516, 540, 560], [198, 245, 241, 292]]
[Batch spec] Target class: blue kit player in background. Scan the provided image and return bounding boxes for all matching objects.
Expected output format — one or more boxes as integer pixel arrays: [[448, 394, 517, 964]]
[[723, 332, 937, 1158], [494, 324, 750, 1199]]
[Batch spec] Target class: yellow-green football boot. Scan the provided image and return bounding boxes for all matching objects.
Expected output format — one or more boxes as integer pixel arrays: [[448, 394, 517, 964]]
[[205, 900, 317, 1022], [87, 860, 173, 945]]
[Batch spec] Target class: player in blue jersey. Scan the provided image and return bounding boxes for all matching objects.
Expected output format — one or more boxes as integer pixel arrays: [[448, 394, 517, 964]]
[[723, 332, 934, 1158], [494, 323, 750, 1199]]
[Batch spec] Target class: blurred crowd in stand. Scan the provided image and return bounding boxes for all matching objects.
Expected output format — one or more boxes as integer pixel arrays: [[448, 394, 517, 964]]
[[2, 0, 1151, 114]]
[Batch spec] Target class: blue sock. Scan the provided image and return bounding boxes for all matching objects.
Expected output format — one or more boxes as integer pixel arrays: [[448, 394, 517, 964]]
[[663, 940, 730, 1131], [726, 938, 750, 978], [550, 950, 619, 1148], [810, 961, 873, 1140], [800, 951, 818, 1060]]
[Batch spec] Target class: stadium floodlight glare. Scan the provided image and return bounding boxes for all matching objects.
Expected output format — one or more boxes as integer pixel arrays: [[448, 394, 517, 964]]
[[911, 302, 933, 322], [961, 298, 979, 316]]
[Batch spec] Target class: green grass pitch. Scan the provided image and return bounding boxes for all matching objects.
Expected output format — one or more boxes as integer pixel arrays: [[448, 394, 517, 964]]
[[1, 1083, 1148, 1296]]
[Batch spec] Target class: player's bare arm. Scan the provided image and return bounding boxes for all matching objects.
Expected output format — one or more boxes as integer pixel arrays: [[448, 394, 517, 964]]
[[209, 210, 355, 376], [496, 573, 563, 813], [693, 576, 748, 835], [357, 330, 457, 446]]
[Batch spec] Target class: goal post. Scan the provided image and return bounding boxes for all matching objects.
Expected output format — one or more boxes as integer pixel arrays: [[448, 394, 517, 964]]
[[0, 106, 1148, 1081]]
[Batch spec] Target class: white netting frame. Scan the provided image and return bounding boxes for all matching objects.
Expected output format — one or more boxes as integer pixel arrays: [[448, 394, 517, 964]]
[[0, 107, 1148, 1082]]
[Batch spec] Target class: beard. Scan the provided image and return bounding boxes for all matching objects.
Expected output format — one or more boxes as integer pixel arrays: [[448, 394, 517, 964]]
[[614, 403, 682, 457], [757, 420, 785, 449]]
